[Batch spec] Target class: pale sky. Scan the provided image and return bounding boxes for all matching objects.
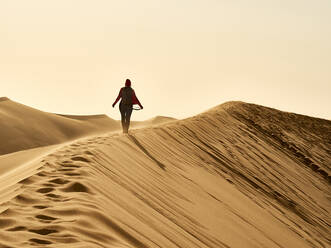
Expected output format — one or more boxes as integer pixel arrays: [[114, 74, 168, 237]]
[[1, 0, 330, 120]]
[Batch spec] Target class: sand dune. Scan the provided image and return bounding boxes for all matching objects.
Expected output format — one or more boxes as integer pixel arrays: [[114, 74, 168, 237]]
[[0, 98, 119, 155], [131, 116, 177, 129], [0, 101, 330, 247]]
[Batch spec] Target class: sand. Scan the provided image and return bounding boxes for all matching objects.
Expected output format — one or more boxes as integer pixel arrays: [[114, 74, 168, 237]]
[[0, 98, 119, 155], [0, 100, 330, 248], [131, 116, 177, 129]]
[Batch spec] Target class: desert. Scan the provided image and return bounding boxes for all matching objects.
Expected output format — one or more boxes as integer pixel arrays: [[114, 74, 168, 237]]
[[0, 97, 330, 248]]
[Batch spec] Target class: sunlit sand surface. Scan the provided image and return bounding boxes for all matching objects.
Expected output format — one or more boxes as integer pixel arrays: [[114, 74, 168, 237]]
[[0, 98, 330, 247]]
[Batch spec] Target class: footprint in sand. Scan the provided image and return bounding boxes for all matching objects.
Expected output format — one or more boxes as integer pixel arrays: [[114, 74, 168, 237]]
[[29, 238, 52, 245], [64, 172, 82, 177], [37, 188, 54, 194], [84, 150, 94, 156], [45, 193, 62, 199], [35, 214, 57, 221], [7, 226, 26, 231], [70, 156, 90, 163], [18, 177, 36, 185], [29, 228, 58, 235], [36, 172, 47, 177], [58, 168, 76, 172], [61, 182, 90, 193], [61, 163, 81, 168], [49, 178, 69, 185], [61, 160, 74, 164], [33, 205, 49, 209], [43, 183, 56, 187]]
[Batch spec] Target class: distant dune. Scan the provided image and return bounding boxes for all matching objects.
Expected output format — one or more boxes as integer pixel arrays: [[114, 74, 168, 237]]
[[0, 100, 330, 247], [0, 97, 10, 102], [0, 98, 119, 155]]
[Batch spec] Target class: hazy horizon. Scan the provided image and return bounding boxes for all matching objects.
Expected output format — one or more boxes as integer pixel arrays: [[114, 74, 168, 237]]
[[1, 0, 330, 120]]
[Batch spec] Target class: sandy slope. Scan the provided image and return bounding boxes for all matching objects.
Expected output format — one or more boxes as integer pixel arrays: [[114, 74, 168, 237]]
[[0, 101, 330, 248], [131, 116, 177, 129], [0, 97, 119, 155]]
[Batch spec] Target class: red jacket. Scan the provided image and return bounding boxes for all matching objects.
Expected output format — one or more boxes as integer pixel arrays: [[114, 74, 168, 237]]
[[113, 87, 142, 107]]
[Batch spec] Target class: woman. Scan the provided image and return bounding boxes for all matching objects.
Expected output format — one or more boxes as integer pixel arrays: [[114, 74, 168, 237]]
[[112, 79, 143, 133]]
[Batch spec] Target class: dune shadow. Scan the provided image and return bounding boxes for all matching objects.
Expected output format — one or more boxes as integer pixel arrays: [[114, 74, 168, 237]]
[[128, 135, 166, 170]]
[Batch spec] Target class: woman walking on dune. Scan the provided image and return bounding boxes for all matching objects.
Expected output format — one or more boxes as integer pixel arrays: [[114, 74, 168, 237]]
[[112, 79, 143, 134]]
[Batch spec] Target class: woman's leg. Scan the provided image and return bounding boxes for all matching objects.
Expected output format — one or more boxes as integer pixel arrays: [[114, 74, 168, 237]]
[[125, 107, 133, 133], [119, 103, 126, 133]]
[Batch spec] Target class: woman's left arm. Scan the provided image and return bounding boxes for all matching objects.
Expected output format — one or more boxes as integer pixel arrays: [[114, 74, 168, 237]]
[[112, 88, 123, 107]]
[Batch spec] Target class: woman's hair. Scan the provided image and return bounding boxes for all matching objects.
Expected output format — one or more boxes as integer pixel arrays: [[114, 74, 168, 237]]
[[125, 79, 131, 87]]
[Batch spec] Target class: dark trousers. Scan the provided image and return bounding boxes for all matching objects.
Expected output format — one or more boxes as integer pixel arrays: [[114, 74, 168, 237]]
[[119, 103, 133, 133]]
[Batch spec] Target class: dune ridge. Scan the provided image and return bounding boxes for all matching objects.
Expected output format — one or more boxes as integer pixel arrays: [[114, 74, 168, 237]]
[[0, 101, 330, 247]]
